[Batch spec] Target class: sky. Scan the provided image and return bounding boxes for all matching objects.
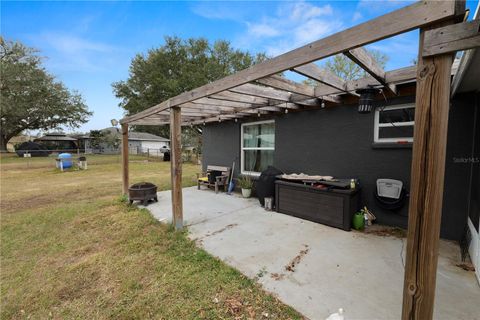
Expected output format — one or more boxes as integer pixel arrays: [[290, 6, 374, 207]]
[[2, 0, 478, 133]]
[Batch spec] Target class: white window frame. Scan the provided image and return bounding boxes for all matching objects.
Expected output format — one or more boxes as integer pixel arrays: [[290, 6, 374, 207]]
[[241, 120, 275, 176], [374, 104, 415, 144]]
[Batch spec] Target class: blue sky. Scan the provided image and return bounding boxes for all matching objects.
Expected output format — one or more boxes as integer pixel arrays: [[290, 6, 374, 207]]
[[2, 0, 478, 133]]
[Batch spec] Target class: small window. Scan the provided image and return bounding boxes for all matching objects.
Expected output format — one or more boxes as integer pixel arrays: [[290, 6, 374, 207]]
[[241, 120, 275, 175], [374, 104, 415, 144]]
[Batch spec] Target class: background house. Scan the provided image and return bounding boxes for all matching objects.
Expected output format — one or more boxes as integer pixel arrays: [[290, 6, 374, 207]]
[[34, 132, 78, 151], [78, 127, 169, 155]]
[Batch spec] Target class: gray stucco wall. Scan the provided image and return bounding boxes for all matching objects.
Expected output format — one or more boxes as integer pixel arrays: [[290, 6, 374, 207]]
[[202, 93, 477, 240], [442, 92, 478, 239], [202, 121, 242, 177]]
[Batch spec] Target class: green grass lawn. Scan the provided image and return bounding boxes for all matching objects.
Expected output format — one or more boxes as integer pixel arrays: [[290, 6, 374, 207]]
[[0, 154, 301, 319]]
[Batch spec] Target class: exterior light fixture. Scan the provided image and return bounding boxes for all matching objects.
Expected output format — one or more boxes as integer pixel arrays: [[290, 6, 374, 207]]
[[285, 108, 288, 114], [235, 118, 238, 123], [203, 121, 206, 126], [218, 116, 222, 123], [356, 87, 379, 114], [257, 111, 261, 117], [321, 99, 326, 109], [110, 119, 119, 126]]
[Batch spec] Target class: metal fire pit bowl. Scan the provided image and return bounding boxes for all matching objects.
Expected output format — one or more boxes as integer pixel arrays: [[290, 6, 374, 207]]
[[128, 182, 158, 205]]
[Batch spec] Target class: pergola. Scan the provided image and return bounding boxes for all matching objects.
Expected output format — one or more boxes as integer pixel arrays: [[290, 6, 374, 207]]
[[120, 1, 479, 318]]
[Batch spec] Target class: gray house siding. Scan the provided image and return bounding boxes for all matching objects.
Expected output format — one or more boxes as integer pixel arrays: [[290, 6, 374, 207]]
[[202, 93, 477, 240], [274, 97, 413, 231], [202, 121, 241, 176], [442, 92, 479, 240]]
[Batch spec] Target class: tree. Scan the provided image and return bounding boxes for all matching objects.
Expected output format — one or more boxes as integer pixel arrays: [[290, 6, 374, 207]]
[[0, 38, 92, 152], [89, 129, 120, 152], [325, 49, 388, 81], [88, 130, 106, 150], [112, 36, 267, 138]]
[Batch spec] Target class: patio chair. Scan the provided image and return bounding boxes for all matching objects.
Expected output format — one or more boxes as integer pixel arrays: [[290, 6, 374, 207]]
[[197, 165, 231, 194]]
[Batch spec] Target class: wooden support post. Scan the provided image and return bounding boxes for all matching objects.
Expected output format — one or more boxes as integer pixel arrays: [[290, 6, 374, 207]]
[[401, 13, 462, 320], [170, 106, 183, 230], [121, 123, 129, 195]]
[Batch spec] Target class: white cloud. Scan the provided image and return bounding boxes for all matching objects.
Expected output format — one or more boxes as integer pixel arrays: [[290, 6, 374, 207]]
[[231, 1, 340, 57], [190, 2, 251, 22], [352, 11, 363, 22], [190, 0, 413, 70], [42, 33, 114, 54], [31, 32, 118, 73], [247, 23, 280, 38]]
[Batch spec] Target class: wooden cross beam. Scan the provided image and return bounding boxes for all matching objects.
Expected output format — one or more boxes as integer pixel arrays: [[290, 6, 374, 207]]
[[230, 83, 292, 101], [344, 47, 397, 95], [423, 19, 480, 56], [256, 75, 316, 97], [292, 63, 347, 93], [210, 91, 269, 105]]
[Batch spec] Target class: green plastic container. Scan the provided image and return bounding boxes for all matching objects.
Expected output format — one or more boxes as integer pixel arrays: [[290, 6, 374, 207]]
[[352, 212, 365, 230]]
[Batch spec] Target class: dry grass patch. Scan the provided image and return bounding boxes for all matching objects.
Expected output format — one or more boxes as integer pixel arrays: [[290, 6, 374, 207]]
[[1, 154, 302, 319]]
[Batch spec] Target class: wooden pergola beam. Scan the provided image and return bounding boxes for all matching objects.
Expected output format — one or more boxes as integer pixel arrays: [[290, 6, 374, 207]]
[[182, 103, 259, 116], [314, 65, 418, 96], [423, 19, 480, 56], [230, 83, 292, 101], [256, 75, 316, 97], [344, 47, 397, 95], [292, 63, 347, 92], [192, 97, 254, 109], [210, 91, 270, 105]]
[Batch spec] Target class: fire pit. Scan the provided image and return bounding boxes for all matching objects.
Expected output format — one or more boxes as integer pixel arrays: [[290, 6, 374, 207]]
[[128, 182, 158, 205]]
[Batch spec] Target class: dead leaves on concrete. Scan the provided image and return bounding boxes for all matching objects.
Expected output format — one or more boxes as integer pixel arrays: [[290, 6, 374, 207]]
[[270, 273, 286, 281], [204, 223, 239, 238], [285, 245, 309, 272]]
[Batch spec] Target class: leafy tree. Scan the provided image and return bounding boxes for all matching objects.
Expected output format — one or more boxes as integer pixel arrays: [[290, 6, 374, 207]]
[[88, 129, 120, 151], [112, 36, 267, 139], [325, 49, 388, 81], [88, 130, 105, 150], [0, 38, 92, 152]]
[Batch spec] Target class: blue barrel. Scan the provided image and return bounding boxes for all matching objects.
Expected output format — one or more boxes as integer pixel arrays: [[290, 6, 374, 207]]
[[58, 153, 73, 169]]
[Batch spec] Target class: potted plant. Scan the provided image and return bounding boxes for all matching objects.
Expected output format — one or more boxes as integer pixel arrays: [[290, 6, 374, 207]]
[[238, 175, 253, 198]]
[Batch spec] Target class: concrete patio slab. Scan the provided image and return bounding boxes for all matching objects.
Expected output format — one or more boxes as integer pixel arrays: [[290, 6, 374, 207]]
[[144, 187, 480, 320]]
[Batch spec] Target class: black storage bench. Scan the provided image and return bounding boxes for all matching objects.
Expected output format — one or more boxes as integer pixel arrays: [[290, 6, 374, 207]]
[[275, 180, 361, 231]]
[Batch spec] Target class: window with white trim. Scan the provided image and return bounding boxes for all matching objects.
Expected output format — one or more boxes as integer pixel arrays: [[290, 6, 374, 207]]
[[374, 104, 415, 144], [241, 120, 275, 175]]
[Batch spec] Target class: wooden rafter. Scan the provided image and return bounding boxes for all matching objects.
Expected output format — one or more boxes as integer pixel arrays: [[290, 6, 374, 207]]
[[256, 75, 316, 97], [230, 83, 292, 101], [344, 47, 397, 95], [292, 63, 347, 93], [192, 97, 253, 109], [210, 91, 270, 105]]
